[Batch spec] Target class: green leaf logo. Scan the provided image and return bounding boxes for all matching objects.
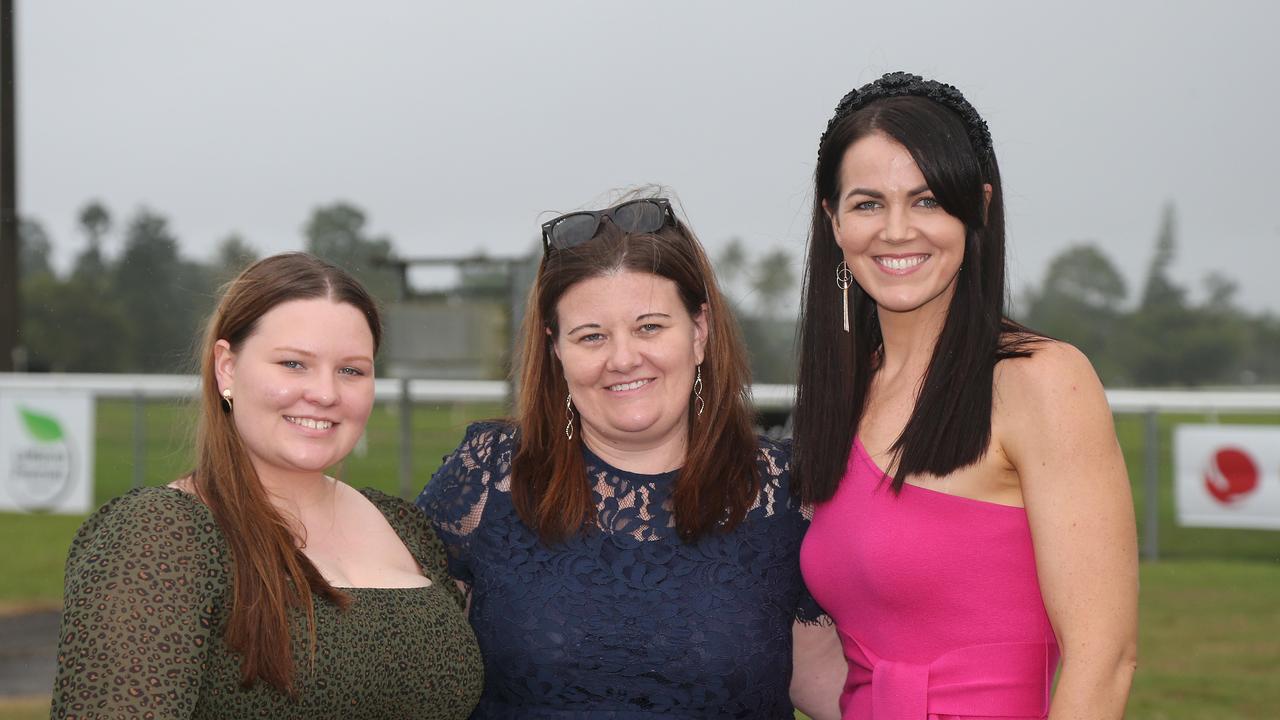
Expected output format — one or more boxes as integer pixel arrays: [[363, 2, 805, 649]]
[[19, 407, 64, 442]]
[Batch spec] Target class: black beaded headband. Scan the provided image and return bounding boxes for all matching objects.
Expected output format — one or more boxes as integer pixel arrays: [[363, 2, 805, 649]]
[[819, 71, 994, 162]]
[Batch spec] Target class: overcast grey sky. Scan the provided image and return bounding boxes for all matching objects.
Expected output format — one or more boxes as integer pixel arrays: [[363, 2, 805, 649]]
[[15, 0, 1280, 312]]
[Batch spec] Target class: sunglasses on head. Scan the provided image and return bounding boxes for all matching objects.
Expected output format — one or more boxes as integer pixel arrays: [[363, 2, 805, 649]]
[[541, 198, 676, 256]]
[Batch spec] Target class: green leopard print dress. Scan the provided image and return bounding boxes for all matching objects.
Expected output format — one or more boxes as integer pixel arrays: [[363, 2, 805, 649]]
[[52, 486, 483, 719]]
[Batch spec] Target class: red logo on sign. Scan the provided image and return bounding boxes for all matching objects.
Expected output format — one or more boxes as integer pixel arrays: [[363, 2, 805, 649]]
[[1204, 447, 1259, 504]]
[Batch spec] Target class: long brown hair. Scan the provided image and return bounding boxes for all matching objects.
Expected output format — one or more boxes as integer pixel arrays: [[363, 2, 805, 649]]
[[512, 198, 758, 543], [191, 251, 382, 693]]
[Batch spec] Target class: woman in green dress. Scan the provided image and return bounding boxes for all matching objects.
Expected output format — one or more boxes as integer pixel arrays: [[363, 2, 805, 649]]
[[51, 252, 483, 719]]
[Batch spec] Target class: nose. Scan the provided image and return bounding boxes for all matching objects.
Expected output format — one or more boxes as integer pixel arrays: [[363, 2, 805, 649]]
[[303, 372, 339, 406], [883, 203, 915, 244], [605, 335, 642, 373]]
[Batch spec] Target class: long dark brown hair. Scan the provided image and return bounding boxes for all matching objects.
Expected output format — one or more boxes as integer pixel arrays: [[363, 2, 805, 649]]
[[793, 93, 1039, 504], [512, 199, 757, 543], [191, 251, 382, 693]]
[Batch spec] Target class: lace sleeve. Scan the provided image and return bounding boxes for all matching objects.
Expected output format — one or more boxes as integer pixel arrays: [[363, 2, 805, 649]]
[[760, 436, 829, 624], [367, 489, 470, 613], [415, 422, 509, 587], [52, 487, 228, 719]]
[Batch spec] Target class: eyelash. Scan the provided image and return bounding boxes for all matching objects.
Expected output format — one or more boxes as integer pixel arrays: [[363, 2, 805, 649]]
[[852, 197, 940, 211], [279, 360, 366, 376], [576, 324, 664, 344]]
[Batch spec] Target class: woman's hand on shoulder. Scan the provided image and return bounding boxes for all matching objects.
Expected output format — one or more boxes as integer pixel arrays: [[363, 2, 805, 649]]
[[996, 340, 1138, 717]]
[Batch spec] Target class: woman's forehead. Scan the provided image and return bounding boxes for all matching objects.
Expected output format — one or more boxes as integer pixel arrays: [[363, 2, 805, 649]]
[[557, 271, 685, 321]]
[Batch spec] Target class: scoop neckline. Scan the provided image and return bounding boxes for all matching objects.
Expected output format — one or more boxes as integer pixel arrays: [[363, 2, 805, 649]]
[[151, 485, 443, 591], [581, 442, 680, 483]]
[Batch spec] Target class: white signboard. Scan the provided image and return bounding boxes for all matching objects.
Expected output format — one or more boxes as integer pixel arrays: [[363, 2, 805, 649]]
[[1175, 424, 1280, 530], [0, 390, 95, 514]]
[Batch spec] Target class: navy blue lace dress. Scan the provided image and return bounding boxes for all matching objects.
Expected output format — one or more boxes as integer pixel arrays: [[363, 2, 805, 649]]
[[416, 422, 821, 719]]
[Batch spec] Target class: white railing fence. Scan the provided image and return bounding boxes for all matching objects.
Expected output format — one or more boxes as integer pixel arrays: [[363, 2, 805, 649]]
[[4, 373, 1280, 561]]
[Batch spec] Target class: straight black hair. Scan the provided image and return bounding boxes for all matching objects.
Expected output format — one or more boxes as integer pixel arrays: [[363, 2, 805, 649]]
[[793, 95, 1039, 503]]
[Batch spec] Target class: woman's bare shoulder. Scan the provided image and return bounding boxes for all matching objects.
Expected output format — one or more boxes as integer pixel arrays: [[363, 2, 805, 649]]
[[996, 336, 1100, 399], [994, 336, 1113, 460]]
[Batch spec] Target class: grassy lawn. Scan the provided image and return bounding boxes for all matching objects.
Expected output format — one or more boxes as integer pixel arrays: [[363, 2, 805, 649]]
[[2, 402, 1277, 718], [1129, 561, 1280, 719], [0, 699, 46, 720]]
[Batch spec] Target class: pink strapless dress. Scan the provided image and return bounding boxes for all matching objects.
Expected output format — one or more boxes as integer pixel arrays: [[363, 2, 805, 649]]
[[800, 438, 1060, 720]]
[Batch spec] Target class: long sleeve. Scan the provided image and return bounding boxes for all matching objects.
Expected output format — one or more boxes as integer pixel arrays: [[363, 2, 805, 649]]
[[51, 487, 229, 719]]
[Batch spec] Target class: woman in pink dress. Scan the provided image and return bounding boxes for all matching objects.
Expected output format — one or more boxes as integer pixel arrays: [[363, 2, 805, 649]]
[[794, 73, 1138, 719]]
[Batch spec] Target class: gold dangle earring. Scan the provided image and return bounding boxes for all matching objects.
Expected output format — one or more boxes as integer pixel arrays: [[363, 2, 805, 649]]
[[693, 364, 705, 418], [221, 387, 234, 412], [836, 261, 853, 332], [564, 392, 575, 439]]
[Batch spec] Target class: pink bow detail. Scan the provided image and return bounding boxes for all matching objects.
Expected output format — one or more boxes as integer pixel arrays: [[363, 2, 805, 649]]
[[840, 630, 1057, 719]]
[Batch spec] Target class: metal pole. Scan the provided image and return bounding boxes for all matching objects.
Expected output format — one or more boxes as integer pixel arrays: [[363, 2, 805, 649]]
[[398, 377, 413, 499], [0, 0, 20, 372], [132, 392, 146, 489], [1143, 409, 1159, 562]]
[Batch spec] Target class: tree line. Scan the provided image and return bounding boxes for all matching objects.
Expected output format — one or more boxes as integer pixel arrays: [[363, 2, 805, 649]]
[[13, 199, 1278, 387], [16, 201, 398, 373], [1019, 203, 1280, 387]]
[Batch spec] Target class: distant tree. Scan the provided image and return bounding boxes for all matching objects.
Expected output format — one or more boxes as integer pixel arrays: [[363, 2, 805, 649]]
[[113, 209, 209, 372], [1202, 272, 1239, 313], [1139, 201, 1184, 311], [1124, 203, 1192, 385], [18, 218, 54, 280], [738, 315, 797, 384], [303, 202, 399, 303], [1021, 242, 1128, 383], [1244, 313, 1280, 384], [1121, 202, 1246, 386], [750, 248, 796, 320], [715, 237, 749, 297], [213, 233, 259, 284], [21, 272, 131, 372], [73, 201, 112, 282]]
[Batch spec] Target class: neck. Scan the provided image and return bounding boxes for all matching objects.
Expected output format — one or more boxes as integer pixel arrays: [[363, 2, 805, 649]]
[[580, 423, 688, 475], [252, 465, 337, 525], [875, 293, 951, 383]]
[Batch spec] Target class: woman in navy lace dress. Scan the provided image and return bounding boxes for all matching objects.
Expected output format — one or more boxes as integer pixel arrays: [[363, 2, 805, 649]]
[[417, 194, 844, 718]]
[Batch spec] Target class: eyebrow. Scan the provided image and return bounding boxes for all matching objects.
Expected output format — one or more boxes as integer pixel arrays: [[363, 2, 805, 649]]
[[843, 184, 931, 201], [566, 313, 672, 336], [274, 347, 373, 364], [274, 346, 316, 357]]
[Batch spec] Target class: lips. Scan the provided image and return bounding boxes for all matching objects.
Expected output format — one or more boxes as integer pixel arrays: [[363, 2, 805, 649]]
[[606, 378, 652, 392], [284, 415, 335, 430]]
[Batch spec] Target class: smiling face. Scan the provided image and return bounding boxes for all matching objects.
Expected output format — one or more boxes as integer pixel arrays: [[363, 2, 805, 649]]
[[825, 132, 969, 317], [214, 297, 375, 483], [553, 270, 707, 454]]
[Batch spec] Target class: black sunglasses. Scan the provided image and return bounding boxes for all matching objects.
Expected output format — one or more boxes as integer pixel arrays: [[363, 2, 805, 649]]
[[541, 198, 676, 255]]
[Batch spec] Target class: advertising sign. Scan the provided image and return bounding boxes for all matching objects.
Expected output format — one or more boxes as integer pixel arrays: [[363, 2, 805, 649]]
[[0, 390, 94, 514], [1175, 424, 1280, 530]]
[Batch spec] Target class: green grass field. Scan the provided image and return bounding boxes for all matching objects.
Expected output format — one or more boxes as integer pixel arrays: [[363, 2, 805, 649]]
[[2, 401, 1277, 718]]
